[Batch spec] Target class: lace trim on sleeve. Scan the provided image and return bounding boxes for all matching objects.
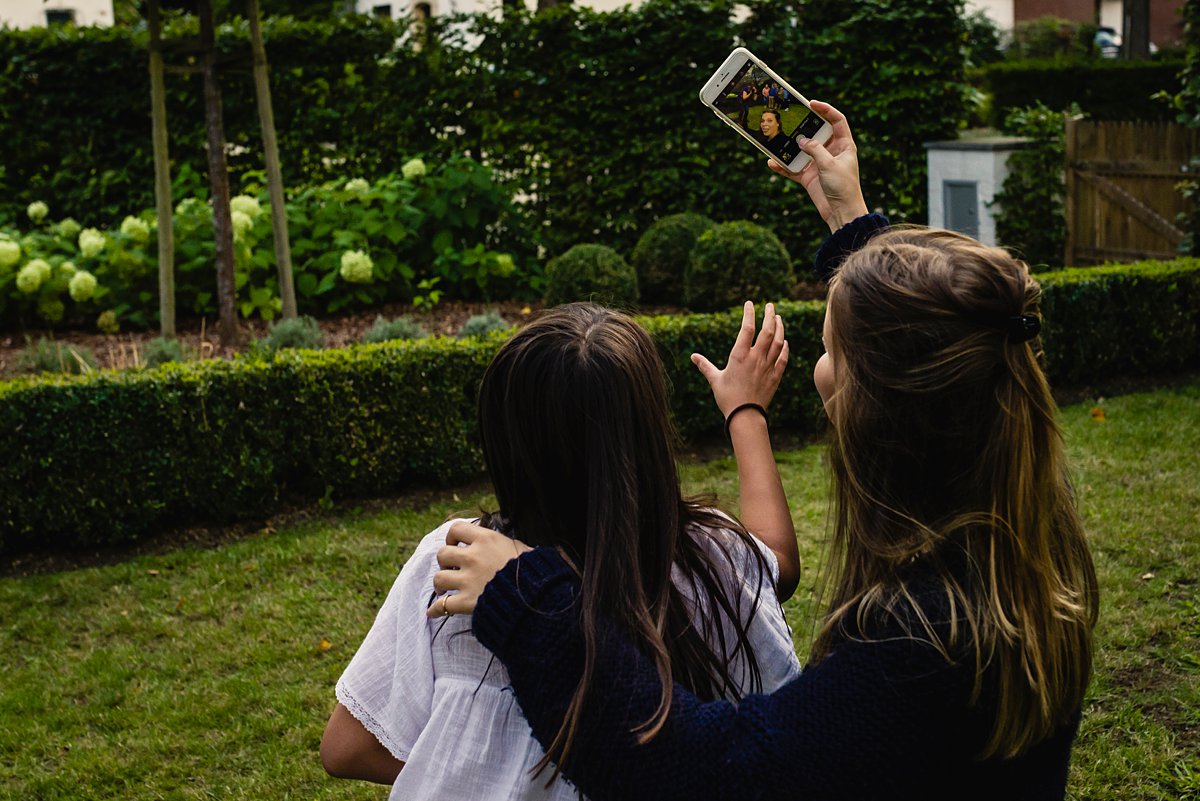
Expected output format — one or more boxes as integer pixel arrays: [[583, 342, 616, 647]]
[[335, 678, 411, 763]]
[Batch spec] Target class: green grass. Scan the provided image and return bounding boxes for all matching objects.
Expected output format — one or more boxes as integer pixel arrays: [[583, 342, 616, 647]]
[[1, 386, 1197, 800]]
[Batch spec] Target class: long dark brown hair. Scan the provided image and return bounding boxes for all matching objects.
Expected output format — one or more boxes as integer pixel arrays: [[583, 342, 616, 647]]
[[477, 302, 771, 779], [813, 228, 1099, 759]]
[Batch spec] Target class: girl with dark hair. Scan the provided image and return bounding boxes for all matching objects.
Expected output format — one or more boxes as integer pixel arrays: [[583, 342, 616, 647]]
[[429, 100, 1100, 800], [320, 302, 803, 799]]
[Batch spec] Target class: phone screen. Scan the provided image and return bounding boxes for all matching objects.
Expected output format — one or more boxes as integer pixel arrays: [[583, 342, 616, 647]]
[[714, 61, 826, 164]]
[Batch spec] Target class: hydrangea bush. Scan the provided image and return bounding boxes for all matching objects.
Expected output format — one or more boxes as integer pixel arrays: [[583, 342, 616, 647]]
[[0, 155, 536, 330]]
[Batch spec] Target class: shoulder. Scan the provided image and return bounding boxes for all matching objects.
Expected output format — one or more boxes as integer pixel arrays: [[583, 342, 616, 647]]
[[685, 512, 779, 589]]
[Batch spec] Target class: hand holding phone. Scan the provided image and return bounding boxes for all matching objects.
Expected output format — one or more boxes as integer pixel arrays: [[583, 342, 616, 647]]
[[698, 47, 834, 173], [767, 100, 869, 232]]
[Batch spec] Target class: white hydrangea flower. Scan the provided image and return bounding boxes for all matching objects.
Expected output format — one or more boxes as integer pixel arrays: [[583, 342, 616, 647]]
[[230, 195, 262, 219], [27, 201, 49, 224], [97, 310, 119, 335], [231, 210, 254, 239], [69, 270, 98, 302], [339, 250, 374, 283], [0, 239, 20, 269], [175, 198, 205, 217], [120, 215, 151, 244], [57, 218, 82, 240], [28, 258, 52, 283], [58, 260, 78, 278], [16, 264, 43, 294], [79, 228, 106, 259], [401, 158, 427, 181], [344, 178, 370, 194]]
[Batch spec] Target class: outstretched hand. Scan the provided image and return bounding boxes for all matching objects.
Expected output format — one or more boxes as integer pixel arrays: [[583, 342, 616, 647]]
[[768, 100, 868, 232], [427, 521, 532, 619], [691, 301, 788, 419]]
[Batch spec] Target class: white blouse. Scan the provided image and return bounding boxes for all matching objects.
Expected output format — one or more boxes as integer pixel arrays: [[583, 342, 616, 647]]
[[336, 518, 802, 801]]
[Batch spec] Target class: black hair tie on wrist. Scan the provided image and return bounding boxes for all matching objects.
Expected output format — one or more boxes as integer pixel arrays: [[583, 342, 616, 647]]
[[1004, 314, 1041, 343], [724, 403, 769, 439]]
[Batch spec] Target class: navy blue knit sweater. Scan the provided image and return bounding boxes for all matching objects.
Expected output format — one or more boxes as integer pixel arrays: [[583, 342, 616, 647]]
[[472, 546, 1077, 801], [469, 214, 1080, 800]]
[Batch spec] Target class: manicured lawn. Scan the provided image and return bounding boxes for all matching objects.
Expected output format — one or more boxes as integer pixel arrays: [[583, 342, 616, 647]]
[[1, 385, 1197, 800]]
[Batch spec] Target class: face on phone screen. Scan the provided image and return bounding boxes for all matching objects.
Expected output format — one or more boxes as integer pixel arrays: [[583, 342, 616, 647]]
[[715, 62, 825, 164]]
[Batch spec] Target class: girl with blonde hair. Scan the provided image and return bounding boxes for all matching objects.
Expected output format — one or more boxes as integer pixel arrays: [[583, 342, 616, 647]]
[[431, 100, 1099, 800]]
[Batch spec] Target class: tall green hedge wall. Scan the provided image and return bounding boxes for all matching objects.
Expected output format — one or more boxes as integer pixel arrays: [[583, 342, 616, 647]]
[[977, 58, 1184, 126], [0, 0, 967, 258], [3, 257, 1199, 553]]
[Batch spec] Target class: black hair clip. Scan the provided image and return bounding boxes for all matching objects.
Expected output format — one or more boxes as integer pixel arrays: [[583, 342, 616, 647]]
[[1005, 314, 1041, 343]]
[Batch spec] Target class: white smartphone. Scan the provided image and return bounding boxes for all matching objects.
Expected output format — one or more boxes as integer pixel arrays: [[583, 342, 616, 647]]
[[698, 47, 833, 173]]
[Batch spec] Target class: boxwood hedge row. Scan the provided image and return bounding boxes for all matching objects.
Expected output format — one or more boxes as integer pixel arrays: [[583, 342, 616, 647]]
[[2, 257, 1198, 552]]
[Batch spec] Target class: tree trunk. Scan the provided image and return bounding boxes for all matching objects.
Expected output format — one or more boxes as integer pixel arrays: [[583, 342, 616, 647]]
[[1124, 0, 1151, 59], [247, 0, 297, 319], [148, 0, 176, 337], [199, 0, 242, 347]]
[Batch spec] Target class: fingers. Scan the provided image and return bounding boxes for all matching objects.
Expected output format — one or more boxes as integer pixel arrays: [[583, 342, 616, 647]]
[[808, 100, 853, 143], [766, 311, 785, 365], [426, 588, 468, 618], [797, 137, 836, 170], [767, 158, 805, 184], [446, 520, 489, 547], [756, 302, 777, 350], [773, 339, 789, 381], [691, 352, 719, 384], [732, 301, 755, 354]]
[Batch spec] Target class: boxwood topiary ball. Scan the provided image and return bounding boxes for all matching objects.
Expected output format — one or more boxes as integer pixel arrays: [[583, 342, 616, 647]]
[[683, 221, 794, 312], [544, 244, 638, 308], [630, 212, 715, 304]]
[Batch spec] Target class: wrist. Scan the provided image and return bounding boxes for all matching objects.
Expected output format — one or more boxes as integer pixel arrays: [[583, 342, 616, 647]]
[[723, 402, 769, 439], [826, 197, 869, 232]]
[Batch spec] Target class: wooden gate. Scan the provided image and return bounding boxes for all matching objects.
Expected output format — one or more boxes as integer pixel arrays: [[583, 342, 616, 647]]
[[1065, 120, 1199, 265]]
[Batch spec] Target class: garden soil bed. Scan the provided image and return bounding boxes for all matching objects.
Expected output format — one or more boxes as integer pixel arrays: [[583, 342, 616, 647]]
[[0, 299, 541, 378], [0, 283, 830, 379]]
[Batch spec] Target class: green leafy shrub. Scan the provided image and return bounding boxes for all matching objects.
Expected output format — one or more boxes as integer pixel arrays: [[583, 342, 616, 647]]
[[458, 311, 509, 339], [544, 245, 638, 308], [3, 256, 1199, 550], [1006, 16, 1096, 61], [15, 338, 97, 375], [0, 2, 965, 264], [253, 316, 325, 355], [362, 315, 427, 344], [684, 222, 794, 312], [991, 103, 1078, 269], [143, 337, 184, 367], [631, 213, 715, 304], [1038, 258, 1200, 384], [979, 58, 1184, 126]]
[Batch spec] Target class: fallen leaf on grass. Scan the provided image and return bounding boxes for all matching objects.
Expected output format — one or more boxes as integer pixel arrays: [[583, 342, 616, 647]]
[[1141, 572, 1155, 581], [146, 569, 160, 576], [1090, 407, 1106, 422]]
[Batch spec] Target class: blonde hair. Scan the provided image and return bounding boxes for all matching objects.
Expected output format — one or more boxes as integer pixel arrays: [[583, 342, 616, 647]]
[[812, 228, 1098, 759]]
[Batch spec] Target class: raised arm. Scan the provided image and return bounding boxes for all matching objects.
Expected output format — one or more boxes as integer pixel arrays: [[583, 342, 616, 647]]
[[431, 540, 970, 801], [691, 301, 798, 600]]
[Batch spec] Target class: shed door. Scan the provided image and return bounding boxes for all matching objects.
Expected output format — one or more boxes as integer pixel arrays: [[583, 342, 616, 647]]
[[944, 181, 979, 239]]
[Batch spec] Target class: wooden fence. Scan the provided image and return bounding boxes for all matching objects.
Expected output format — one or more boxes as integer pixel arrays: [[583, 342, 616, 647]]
[[1065, 120, 1199, 265]]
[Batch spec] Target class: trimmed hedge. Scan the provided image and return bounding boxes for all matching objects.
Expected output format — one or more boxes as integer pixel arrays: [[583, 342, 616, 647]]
[[3, 257, 1199, 551], [977, 59, 1184, 126], [1038, 258, 1200, 384]]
